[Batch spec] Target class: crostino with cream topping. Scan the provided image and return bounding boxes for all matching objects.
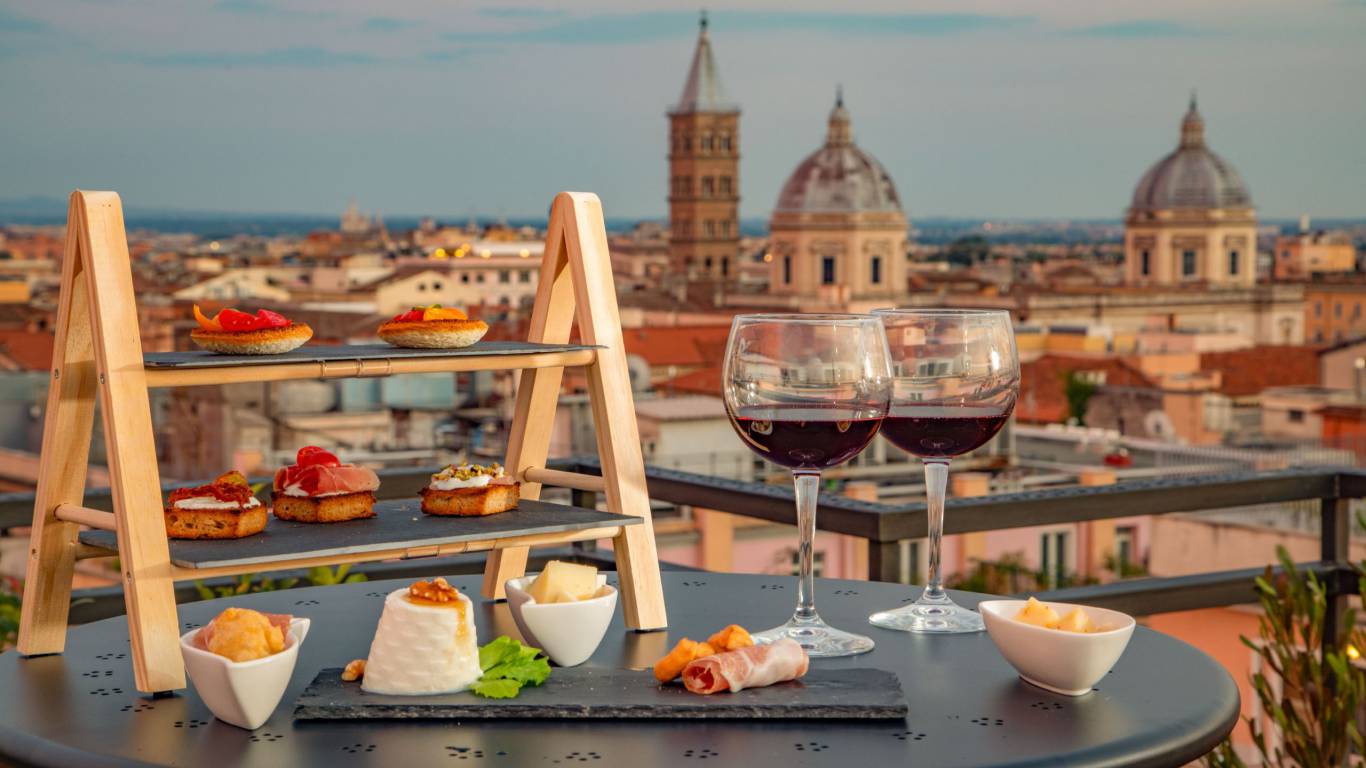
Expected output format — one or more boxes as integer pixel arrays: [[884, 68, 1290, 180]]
[[420, 462, 520, 516], [428, 463, 508, 490], [173, 495, 264, 511]]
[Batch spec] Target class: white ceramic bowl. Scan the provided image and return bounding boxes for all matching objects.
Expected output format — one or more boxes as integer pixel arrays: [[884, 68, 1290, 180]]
[[505, 574, 616, 667], [180, 617, 310, 729], [979, 600, 1135, 696]]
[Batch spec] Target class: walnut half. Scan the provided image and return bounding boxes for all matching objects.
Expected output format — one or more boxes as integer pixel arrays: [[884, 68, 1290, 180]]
[[342, 659, 366, 682], [408, 577, 460, 604]]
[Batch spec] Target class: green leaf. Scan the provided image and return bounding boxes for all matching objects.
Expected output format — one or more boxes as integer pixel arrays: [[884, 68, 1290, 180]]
[[478, 636, 521, 672], [485, 656, 551, 686], [470, 678, 522, 699]]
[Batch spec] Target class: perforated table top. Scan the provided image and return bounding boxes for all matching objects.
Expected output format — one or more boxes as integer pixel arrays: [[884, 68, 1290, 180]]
[[0, 573, 1239, 768]]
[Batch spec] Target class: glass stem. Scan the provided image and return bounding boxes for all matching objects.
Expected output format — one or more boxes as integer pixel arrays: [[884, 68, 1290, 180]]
[[923, 460, 950, 602], [792, 471, 819, 621]]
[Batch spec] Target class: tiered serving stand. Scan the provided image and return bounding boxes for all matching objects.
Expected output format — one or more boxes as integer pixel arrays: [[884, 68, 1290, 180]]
[[18, 190, 668, 694]]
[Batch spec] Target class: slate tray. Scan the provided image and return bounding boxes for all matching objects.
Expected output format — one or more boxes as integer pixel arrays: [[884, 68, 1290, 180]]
[[79, 499, 639, 569], [143, 341, 598, 369], [293, 667, 908, 721]]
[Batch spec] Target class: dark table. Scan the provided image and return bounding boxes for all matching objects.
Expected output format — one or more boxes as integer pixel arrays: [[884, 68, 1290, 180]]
[[0, 573, 1239, 768]]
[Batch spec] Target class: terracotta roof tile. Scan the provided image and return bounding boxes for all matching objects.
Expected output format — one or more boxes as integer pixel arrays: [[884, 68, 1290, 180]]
[[1017, 354, 1155, 424], [621, 325, 732, 368], [1198, 346, 1320, 397]]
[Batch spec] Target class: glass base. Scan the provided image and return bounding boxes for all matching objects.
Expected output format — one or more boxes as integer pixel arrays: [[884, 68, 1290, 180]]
[[868, 592, 985, 634], [753, 614, 875, 658]]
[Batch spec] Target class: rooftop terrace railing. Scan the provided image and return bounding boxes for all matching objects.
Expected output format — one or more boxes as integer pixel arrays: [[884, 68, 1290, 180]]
[[0, 462, 1359, 653]]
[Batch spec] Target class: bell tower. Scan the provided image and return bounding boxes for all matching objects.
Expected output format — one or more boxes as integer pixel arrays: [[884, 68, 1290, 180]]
[[667, 11, 740, 280]]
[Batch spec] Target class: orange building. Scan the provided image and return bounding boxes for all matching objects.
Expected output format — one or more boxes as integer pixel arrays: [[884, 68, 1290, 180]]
[[1304, 283, 1366, 344], [1273, 228, 1357, 280], [667, 13, 740, 280]]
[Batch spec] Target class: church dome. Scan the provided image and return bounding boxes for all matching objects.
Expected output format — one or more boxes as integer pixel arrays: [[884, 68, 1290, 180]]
[[1130, 96, 1252, 212], [775, 90, 903, 215]]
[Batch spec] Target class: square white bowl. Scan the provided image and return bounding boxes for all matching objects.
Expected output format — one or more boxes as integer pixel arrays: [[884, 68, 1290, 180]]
[[979, 600, 1134, 696], [180, 617, 310, 730], [505, 574, 616, 667]]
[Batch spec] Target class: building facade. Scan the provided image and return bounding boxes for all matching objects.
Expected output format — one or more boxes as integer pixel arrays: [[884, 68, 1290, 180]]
[[767, 91, 909, 308], [1125, 96, 1257, 287], [667, 13, 740, 280]]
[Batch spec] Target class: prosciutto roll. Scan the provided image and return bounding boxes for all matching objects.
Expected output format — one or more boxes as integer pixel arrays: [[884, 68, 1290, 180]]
[[681, 638, 809, 694]]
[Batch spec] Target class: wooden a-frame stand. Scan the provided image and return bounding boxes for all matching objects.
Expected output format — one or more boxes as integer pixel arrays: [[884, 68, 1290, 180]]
[[18, 190, 667, 693]]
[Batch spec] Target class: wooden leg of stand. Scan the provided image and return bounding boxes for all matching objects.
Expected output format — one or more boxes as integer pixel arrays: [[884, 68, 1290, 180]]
[[78, 191, 184, 693], [563, 192, 667, 630], [17, 196, 98, 657], [482, 197, 578, 600]]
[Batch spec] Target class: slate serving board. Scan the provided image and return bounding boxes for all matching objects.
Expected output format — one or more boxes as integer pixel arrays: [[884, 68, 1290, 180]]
[[79, 499, 639, 569], [143, 341, 599, 369], [294, 667, 908, 721]]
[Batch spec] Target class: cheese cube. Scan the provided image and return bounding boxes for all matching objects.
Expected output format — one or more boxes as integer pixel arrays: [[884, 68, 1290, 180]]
[[527, 561, 598, 604], [1056, 607, 1096, 634], [1014, 597, 1061, 629]]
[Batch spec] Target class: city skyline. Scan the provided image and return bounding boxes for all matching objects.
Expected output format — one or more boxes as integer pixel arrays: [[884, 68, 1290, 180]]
[[2, 1, 1364, 220]]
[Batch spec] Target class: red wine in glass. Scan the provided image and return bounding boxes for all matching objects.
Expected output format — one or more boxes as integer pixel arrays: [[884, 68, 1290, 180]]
[[879, 404, 1012, 459], [728, 405, 883, 470]]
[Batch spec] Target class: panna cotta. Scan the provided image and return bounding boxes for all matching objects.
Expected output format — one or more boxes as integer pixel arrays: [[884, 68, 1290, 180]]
[[361, 578, 481, 696]]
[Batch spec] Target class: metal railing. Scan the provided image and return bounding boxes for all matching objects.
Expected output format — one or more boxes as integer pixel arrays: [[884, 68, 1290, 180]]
[[0, 462, 1359, 653]]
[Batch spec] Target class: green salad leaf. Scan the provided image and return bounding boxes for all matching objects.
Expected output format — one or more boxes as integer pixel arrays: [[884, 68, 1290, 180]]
[[471, 637, 551, 699]]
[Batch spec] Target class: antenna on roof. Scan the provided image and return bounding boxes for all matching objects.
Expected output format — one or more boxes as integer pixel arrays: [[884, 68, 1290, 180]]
[[835, 83, 844, 108], [699, 9, 708, 32]]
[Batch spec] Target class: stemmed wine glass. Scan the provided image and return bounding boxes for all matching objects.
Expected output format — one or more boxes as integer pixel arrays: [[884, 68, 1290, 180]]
[[723, 314, 892, 657], [868, 309, 1019, 634]]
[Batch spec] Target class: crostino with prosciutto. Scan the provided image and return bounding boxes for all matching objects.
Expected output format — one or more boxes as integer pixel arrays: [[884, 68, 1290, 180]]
[[681, 638, 809, 694], [272, 446, 380, 523]]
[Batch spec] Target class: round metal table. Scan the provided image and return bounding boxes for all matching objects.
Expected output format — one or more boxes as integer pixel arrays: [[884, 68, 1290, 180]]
[[0, 572, 1238, 768]]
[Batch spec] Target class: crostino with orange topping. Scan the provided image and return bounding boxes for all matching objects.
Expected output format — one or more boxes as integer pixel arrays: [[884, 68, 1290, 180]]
[[377, 305, 488, 349], [165, 470, 267, 539], [191, 305, 312, 355]]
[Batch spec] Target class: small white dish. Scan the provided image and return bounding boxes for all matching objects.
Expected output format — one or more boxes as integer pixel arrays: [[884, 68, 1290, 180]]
[[979, 599, 1135, 696], [505, 574, 616, 667], [180, 617, 310, 729]]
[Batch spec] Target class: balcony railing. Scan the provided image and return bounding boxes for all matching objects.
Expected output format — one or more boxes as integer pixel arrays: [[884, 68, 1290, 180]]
[[0, 463, 1359, 653]]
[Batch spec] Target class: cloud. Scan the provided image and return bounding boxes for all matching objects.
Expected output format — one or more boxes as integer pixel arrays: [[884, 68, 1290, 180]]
[[1069, 20, 1205, 38], [477, 7, 568, 20], [364, 17, 418, 33], [449, 10, 1032, 46], [213, 0, 332, 21], [133, 46, 379, 68], [0, 8, 47, 33]]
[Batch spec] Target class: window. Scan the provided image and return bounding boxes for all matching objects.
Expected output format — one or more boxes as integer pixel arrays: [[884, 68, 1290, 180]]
[[476, 273, 485, 284], [417, 282, 427, 292], [461, 274, 470, 284], [432, 280, 443, 290], [704, 256, 713, 270], [1181, 250, 1197, 277], [704, 220, 715, 238], [721, 257, 730, 277], [1115, 526, 1137, 574], [821, 256, 836, 285], [1140, 249, 1150, 276], [519, 270, 532, 283], [498, 270, 510, 284], [1314, 330, 1325, 342], [700, 134, 712, 152], [720, 220, 730, 236], [1228, 249, 1240, 275], [719, 176, 732, 196], [701, 176, 714, 197], [719, 133, 731, 152], [783, 255, 792, 284], [682, 134, 691, 152], [870, 256, 882, 285], [1040, 531, 1070, 589], [1315, 301, 1323, 318], [1288, 409, 1305, 423]]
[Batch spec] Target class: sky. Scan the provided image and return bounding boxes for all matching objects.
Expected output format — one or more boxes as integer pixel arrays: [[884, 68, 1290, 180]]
[[1, 0, 1364, 221]]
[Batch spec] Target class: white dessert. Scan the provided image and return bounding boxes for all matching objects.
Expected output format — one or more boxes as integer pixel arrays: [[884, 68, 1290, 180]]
[[361, 580, 481, 696]]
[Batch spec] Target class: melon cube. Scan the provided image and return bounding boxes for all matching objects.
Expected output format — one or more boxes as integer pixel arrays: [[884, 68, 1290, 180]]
[[527, 561, 598, 604], [1014, 597, 1061, 629], [1056, 607, 1096, 634]]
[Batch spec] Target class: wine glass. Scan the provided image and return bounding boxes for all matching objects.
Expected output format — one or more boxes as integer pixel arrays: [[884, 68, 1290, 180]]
[[867, 309, 1019, 634], [722, 313, 891, 657]]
